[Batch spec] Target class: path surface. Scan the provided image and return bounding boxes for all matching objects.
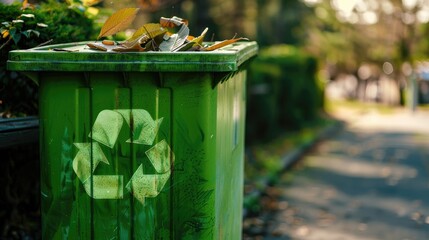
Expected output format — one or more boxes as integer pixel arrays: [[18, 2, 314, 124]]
[[246, 109, 429, 240]]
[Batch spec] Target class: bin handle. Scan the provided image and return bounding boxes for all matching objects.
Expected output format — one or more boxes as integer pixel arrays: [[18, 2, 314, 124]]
[[23, 72, 39, 86]]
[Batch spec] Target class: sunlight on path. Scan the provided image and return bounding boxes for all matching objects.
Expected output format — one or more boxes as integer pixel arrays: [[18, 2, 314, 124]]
[[261, 109, 429, 240]]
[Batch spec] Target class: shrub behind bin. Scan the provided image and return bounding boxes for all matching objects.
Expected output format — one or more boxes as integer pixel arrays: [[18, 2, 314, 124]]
[[0, 2, 95, 117], [246, 45, 323, 143]]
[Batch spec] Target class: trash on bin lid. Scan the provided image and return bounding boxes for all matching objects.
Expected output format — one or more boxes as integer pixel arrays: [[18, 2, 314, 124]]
[[85, 8, 248, 53], [7, 8, 258, 73]]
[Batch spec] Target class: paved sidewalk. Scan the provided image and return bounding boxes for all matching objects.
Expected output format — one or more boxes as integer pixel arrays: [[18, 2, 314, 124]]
[[251, 109, 429, 239]]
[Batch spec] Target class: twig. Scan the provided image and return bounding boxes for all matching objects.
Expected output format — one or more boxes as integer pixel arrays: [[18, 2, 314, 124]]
[[0, 37, 12, 51], [35, 39, 53, 48]]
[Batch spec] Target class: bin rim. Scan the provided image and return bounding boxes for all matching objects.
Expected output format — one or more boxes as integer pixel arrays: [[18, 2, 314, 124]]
[[7, 41, 258, 73]]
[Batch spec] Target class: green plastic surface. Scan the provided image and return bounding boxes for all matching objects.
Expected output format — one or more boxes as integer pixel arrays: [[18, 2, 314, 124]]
[[8, 42, 257, 239], [7, 41, 258, 72]]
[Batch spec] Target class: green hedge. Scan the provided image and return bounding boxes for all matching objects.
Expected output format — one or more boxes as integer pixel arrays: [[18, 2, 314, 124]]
[[0, 2, 96, 117], [246, 45, 324, 143]]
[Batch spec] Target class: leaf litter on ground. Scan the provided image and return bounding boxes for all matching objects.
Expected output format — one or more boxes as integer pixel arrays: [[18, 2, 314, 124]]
[[86, 8, 249, 52]]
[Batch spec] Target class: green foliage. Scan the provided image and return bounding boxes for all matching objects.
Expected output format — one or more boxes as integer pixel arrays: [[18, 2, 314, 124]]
[[246, 45, 324, 143], [0, 5, 35, 52], [0, 2, 96, 117], [36, 1, 96, 43]]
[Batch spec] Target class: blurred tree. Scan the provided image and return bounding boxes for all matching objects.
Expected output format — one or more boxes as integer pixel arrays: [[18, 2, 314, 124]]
[[301, 0, 429, 73], [300, 0, 429, 105], [256, 0, 312, 46]]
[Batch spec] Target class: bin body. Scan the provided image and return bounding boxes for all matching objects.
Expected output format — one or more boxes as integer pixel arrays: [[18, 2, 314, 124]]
[[7, 42, 257, 239]]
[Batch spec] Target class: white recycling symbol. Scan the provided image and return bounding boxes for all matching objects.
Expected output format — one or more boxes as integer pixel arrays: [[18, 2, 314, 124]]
[[72, 109, 174, 204]]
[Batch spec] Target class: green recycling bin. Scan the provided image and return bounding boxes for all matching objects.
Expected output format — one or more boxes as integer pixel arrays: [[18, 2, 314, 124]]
[[7, 41, 257, 239]]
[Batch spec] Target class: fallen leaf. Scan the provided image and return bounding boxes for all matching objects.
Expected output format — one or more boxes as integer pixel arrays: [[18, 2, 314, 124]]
[[87, 42, 107, 51], [90, 9, 251, 53], [176, 27, 208, 51], [97, 8, 140, 39], [160, 16, 188, 28], [143, 35, 165, 51], [121, 23, 166, 49], [102, 40, 115, 45], [204, 37, 249, 51], [112, 45, 145, 52], [159, 24, 189, 52]]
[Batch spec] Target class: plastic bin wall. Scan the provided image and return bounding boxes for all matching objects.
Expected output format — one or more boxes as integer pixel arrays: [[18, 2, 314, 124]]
[[7, 41, 258, 239]]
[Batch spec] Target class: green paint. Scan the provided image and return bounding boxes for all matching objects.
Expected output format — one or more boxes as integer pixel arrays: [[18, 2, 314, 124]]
[[7, 42, 257, 239]]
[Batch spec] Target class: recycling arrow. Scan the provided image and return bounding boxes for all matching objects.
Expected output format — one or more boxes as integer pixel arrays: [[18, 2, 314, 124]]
[[72, 142, 124, 199], [72, 109, 174, 204], [127, 139, 173, 204]]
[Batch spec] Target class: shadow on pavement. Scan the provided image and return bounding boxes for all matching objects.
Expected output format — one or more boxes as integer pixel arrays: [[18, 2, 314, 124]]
[[245, 114, 429, 239]]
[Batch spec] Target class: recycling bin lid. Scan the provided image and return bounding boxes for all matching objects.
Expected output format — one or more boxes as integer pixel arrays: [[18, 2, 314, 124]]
[[7, 41, 258, 72]]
